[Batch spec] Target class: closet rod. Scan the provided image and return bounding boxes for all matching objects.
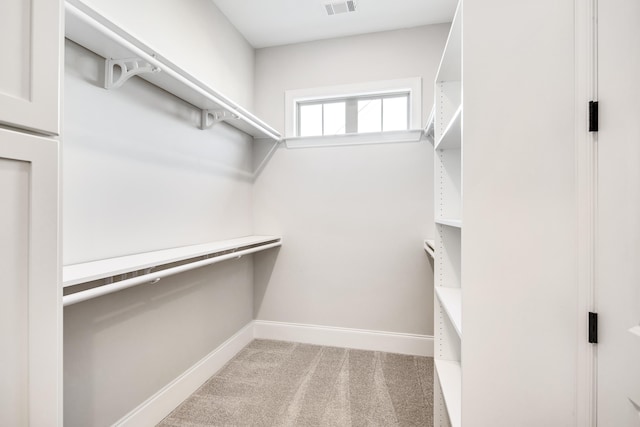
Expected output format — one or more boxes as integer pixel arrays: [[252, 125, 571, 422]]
[[66, 2, 281, 141], [63, 241, 281, 306]]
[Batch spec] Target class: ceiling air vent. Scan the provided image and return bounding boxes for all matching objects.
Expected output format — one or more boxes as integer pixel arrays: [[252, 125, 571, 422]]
[[325, 1, 357, 16]]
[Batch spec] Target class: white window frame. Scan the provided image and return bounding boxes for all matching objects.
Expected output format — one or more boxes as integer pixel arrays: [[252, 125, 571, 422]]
[[285, 78, 423, 148]]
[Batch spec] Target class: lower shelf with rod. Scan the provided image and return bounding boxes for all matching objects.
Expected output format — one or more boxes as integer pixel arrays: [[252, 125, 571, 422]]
[[63, 235, 282, 306]]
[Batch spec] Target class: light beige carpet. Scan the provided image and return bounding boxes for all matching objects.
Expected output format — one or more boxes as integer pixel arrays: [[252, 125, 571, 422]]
[[158, 339, 433, 426]]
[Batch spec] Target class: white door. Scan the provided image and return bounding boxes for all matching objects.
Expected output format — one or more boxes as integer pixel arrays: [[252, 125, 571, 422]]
[[596, 0, 640, 424], [0, 128, 61, 426], [0, 0, 61, 135]]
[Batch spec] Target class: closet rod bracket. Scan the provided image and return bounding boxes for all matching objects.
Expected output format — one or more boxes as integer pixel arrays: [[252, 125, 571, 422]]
[[105, 57, 161, 90], [200, 109, 239, 130]]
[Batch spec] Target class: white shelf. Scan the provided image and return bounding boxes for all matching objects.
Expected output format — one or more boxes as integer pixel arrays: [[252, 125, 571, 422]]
[[435, 0, 462, 83], [285, 129, 423, 149], [65, 0, 281, 141], [424, 239, 435, 258], [435, 287, 462, 337], [435, 359, 462, 427], [436, 218, 463, 228], [63, 235, 281, 287], [435, 106, 462, 150]]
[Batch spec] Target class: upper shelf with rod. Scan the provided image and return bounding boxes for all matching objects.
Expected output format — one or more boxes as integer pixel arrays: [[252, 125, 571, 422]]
[[65, 0, 282, 142]]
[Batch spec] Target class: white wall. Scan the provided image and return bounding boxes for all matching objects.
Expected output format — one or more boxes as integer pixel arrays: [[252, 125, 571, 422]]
[[78, 0, 255, 109], [64, 42, 254, 264], [254, 25, 449, 133], [63, 41, 255, 426], [253, 25, 449, 336]]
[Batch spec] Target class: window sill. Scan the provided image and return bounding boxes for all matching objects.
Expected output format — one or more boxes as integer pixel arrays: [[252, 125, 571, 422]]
[[284, 129, 424, 149]]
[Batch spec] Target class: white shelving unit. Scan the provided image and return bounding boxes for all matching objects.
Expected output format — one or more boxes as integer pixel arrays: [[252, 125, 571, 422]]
[[433, 1, 462, 426], [65, 0, 281, 141]]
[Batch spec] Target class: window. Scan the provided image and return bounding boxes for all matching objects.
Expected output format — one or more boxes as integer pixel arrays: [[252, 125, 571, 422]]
[[285, 78, 422, 147], [296, 93, 409, 137], [298, 101, 346, 137]]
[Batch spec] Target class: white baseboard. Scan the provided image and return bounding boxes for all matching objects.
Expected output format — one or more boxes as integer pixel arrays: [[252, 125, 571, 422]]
[[113, 322, 254, 427], [113, 320, 432, 425], [253, 320, 434, 357]]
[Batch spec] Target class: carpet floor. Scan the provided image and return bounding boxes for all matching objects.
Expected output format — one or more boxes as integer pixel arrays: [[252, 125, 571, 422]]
[[158, 339, 434, 426]]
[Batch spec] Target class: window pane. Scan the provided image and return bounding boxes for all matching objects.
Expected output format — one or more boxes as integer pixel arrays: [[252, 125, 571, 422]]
[[383, 96, 409, 131], [323, 102, 346, 135], [357, 99, 382, 133], [299, 104, 322, 137]]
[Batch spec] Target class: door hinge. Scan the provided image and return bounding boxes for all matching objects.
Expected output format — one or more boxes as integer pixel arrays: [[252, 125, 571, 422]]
[[588, 312, 598, 343], [589, 101, 598, 132]]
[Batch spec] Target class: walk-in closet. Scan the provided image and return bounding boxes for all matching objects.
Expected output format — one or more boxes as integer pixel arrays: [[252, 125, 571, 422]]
[[2, 0, 639, 425]]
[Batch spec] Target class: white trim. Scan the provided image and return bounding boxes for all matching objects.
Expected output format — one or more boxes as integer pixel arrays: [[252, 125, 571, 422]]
[[285, 77, 422, 139], [285, 129, 423, 149], [575, 0, 597, 425], [113, 322, 254, 427], [253, 320, 434, 357]]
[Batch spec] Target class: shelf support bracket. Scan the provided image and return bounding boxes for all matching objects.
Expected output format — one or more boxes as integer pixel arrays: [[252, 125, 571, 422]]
[[105, 58, 161, 90], [200, 109, 239, 130]]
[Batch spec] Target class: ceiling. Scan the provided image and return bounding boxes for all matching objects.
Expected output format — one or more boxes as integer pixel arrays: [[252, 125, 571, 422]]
[[211, 0, 456, 48]]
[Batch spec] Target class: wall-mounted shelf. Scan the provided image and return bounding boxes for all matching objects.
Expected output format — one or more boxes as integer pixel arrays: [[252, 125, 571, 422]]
[[435, 359, 462, 427], [64, 235, 280, 286], [284, 129, 423, 149], [63, 235, 282, 306], [436, 218, 463, 228], [65, 0, 281, 142], [435, 287, 462, 337], [435, 106, 462, 150]]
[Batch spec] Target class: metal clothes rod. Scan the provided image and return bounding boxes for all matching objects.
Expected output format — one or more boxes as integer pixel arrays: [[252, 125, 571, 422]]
[[66, 3, 281, 141], [63, 242, 281, 306]]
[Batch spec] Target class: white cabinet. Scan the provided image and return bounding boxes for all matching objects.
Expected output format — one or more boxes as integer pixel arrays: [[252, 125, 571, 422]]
[[0, 0, 62, 135], [0, 0, 62, 424], [0, 128, 61, 426], [454, 0, 579, 425]]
